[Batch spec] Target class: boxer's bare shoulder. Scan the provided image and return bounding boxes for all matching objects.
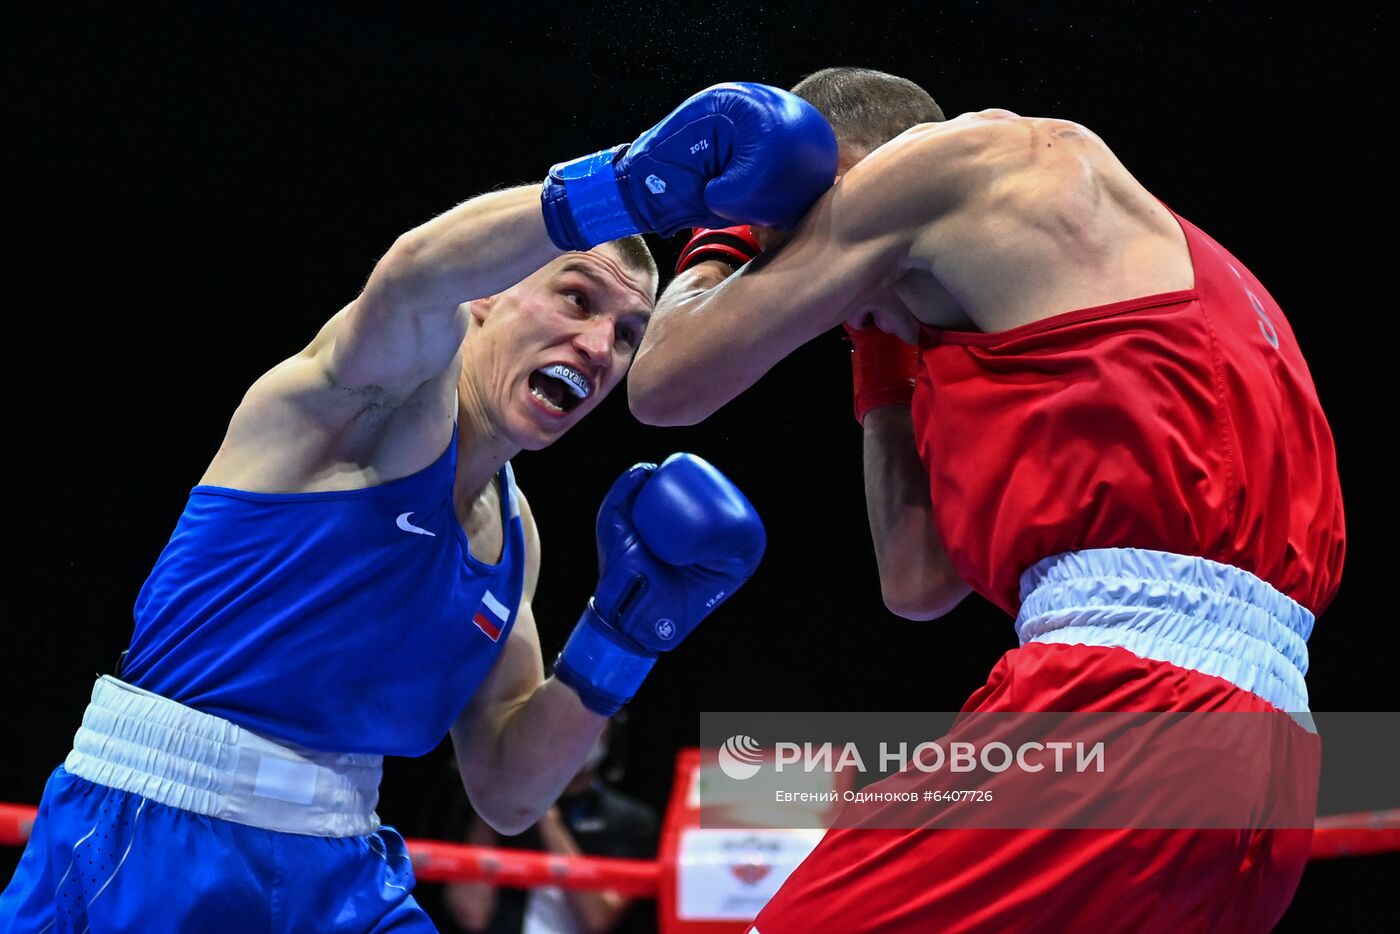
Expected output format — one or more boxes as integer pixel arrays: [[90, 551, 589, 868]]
[[833, 111, 1097, 240], [198, 303, 460, 494], [874, 111, 1192, 331], [873, 112, 1109, 213]]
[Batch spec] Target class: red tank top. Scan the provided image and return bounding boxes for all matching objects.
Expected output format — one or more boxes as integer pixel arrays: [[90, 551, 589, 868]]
[[911, 211, 1344, 616]]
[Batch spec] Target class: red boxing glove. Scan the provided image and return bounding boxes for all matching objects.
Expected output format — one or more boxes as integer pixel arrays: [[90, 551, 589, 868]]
[[842, 323, 922, 425], [676, 225, 762, 274]]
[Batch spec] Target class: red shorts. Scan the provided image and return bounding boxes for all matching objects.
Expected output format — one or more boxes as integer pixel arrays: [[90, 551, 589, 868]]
[[751, 643, 1316, 934]]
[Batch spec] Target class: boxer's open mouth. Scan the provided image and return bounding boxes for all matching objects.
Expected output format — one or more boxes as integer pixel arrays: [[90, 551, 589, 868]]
[[529, 364, 592, 414]]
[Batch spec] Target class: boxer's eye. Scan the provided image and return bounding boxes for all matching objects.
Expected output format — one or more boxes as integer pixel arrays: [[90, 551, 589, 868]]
[[565, 291, 588, 312]]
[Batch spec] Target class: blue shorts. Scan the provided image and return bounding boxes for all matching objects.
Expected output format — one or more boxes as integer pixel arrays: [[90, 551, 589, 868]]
[[1, 769, 433, 934], [1, 678, 436, 933]]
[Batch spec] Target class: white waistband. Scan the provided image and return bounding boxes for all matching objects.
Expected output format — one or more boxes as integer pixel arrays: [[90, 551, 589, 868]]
[[1015, 549, 1314, 713], [64, 677, 382, 837]]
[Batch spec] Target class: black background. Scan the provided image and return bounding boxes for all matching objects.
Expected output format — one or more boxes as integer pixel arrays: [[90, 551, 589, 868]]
[[6, 1, 1395, 929]]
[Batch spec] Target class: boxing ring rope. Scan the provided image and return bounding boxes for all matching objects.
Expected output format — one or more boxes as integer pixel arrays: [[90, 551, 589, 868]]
[[378, 835, 659, 894], [1308, 809, 1400, 860], [1, 801, 1396, 889], [0, 801, 658, 895]]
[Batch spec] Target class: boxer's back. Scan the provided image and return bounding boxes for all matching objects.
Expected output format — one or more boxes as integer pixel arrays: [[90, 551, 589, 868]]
[[911, 205, 1344, 618], [893, 111, 1194, 335], [886, 113, 1343, 616]]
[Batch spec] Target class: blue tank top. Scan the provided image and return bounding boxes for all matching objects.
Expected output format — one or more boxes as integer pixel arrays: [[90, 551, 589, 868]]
[[122, 428, 525, 757]]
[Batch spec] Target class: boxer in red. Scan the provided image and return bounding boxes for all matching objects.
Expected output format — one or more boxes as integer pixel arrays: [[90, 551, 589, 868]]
[[629, 68, 1344, 932]]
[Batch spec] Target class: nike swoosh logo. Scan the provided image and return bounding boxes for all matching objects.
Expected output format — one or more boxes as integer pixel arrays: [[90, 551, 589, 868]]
[[396, 511, 437, 537]]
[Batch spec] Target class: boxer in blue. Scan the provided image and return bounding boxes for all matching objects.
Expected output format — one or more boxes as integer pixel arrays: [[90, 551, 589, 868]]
[[1, 83, 837, 933]]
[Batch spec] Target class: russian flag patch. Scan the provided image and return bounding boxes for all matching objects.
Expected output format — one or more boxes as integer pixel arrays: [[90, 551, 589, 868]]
[[473, 590, 509, 642]]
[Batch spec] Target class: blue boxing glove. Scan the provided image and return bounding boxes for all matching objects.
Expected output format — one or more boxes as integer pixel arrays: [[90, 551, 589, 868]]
[[554, 454, 766, 716], [541, 83, 838, 251]]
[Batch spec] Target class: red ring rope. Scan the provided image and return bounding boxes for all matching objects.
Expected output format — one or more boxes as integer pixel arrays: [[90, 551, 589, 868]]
[[2, 802, 1395, 889], [0, 802, 658, 894]]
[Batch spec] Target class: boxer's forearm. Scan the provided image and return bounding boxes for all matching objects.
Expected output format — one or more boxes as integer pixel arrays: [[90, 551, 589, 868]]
[[631, 259, 842, 426], [861, 406, 969, 619], [368, 185, 560, 316], [632, 163, 919, 426], [630, 265, 751, 425], [456, 677, 606, 835]]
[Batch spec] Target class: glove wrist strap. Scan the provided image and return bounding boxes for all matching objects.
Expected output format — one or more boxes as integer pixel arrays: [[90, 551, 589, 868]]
[[541, 146, 640, 251], [848, 327, 921, 425], [676, 225, 762, 274], [554, 600, 658, 716]]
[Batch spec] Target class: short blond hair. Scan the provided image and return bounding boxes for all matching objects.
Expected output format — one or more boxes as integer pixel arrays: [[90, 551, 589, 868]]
[[605, 234, 659, 299]]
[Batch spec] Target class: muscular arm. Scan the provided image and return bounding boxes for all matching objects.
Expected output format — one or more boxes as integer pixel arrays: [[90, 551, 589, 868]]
[[202, 186, 563, 490], [628, 124, 967, 427], [630, 123, 984, 611], [325, 185, 561, 395], [862, 406, 970, 618], [450, 493, 608, 835]]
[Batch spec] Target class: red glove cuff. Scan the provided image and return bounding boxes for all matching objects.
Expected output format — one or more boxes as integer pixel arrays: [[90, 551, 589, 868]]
[[676, 225, 762, 274], [843, 324, 921, 425]]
